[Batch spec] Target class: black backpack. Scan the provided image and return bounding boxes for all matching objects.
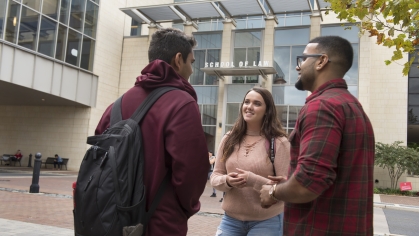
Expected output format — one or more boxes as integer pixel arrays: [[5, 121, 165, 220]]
[[73, 87, 177, 236]]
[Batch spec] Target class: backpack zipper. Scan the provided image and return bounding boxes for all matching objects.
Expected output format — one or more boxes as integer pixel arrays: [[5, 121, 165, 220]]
[[84, 175, 93, 191]]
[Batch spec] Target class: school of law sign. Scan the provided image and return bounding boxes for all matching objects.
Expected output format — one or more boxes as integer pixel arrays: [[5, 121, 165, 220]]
[[204, 61, 271, 68], [201, 61, 277, 80]]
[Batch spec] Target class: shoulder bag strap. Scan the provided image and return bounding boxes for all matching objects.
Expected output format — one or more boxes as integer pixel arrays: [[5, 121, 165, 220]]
[[269, 137, 276, 176], [110, 95, 124, 126], [144, 170, 171, 226], [130, 87, 179, 123]]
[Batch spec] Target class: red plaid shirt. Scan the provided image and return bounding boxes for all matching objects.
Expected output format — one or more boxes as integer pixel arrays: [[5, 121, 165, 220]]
[[285, 79, 375, 236]]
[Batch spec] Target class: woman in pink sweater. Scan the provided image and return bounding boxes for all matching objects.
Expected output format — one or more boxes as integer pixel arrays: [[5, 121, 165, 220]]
[[210, 87, 290, 236]]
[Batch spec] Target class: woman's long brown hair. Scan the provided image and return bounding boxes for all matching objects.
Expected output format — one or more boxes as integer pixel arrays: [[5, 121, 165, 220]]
[[221, 87, 287, 161]]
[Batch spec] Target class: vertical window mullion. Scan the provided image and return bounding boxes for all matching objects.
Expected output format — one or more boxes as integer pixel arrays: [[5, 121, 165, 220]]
[[35, 0, 43, 52], [15, 1, 23, 45], [289, 46, 292, 85], [1, 0, 10, 40], [287, 105, 290, 132]]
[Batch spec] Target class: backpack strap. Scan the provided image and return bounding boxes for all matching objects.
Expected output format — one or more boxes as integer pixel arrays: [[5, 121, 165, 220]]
[[144, 169, 171, 226], [110, 95, 124, 126], [130, 87, 179, 123]]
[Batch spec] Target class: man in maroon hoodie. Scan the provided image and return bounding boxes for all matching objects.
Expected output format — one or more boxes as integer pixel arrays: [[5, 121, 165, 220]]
[[95, 28, 209, 235]]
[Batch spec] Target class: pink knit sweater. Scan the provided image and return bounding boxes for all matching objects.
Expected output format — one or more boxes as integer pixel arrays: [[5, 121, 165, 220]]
[[210, 135, 290, 221]]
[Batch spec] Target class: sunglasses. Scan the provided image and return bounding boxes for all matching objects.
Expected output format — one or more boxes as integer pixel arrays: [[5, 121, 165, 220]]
[[296, 54, 331, 69]]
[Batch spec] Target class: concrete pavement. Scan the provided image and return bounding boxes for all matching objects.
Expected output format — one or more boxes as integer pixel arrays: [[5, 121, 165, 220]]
[[1, 166, 419, 236]]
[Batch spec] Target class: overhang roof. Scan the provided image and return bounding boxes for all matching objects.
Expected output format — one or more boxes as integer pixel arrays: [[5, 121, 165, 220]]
[[121, 0, 331, 24], [200, 66, 277, 80]]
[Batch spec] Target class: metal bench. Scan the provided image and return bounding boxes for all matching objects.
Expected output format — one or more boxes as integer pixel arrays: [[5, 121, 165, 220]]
[[1, 154, 19, 166], [42, 157, 69, 170], [1, 155, 12, 165]]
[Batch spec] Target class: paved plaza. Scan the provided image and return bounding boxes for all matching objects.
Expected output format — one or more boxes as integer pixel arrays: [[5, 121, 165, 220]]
[[0, 166, 419, 235]]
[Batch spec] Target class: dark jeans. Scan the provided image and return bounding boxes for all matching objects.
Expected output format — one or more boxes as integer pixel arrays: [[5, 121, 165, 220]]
[[54, 161, 62, 169]]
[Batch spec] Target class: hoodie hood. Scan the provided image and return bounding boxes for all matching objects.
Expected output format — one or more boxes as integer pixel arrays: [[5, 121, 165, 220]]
[[135, 59, 197, 101]]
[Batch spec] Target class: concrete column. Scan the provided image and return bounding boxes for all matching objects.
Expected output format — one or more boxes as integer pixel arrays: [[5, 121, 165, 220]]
[[183, 22, 198, 35], [214, 19, 236, 153], [310, 14, 322, 40], [262, 16, 278, 92], [148, 24, 159, 45]]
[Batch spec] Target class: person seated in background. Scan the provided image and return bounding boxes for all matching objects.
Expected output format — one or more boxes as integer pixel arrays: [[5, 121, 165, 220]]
[[53, 154, 63, 170], [11, 150, 22, 162]]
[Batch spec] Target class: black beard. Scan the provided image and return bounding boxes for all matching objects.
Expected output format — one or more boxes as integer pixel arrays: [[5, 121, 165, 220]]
[[295, 79, 304, 91]]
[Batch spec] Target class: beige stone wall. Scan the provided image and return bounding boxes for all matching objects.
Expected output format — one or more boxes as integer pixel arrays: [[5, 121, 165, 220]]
[[87, 1, 132, 138], [119, 37, 150, 96], [0, 106, 90, 170], [0, 1, 130, 171], [358, 32, 408, 189]]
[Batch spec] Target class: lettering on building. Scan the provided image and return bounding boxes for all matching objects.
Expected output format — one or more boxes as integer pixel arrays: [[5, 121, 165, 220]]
[[204, 61, 270, 68]]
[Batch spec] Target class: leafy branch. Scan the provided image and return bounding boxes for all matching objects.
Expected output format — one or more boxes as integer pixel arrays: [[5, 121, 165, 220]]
[[325, 0, 419, 75]]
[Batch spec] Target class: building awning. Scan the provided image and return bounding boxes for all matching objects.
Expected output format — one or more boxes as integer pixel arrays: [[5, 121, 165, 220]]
[[121, 0, 330, 25], [200, 66, 277, 80]]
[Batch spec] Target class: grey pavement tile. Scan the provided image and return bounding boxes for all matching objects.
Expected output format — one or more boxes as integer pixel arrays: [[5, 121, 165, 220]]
[[0, 218, 73, 236]]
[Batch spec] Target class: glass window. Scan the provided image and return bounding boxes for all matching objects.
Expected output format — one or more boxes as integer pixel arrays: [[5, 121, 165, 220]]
[[233, 48, 246, 67], [66, 28, 81, 66], [247, 47, 260, 63], [59, 0, 70, 24], [409, 95, 419, 105], [23, 0, 41, 11], [409, 78, 419, 93], [84, 0, 98, 38], [235, 31, 262, 48], [408, 106, 419, 124], [38, 16, 57, 57], [203, 126, 216, 150], [0, 0, 7, 39], [409, 64, 419, 77], [276, 105, 288, 127], [18, 6, 40, 51], [194, 86, 219, 104], [91, 0, 99, 4], [202, 105, 217, 125], [191, 49, 205, 85], [274, 46, 305, 85], [286, 15, 301, 26], [130, 19, 141, 36], [69, 0, 85, 32], [302, 15, 311, 25], [226, 103, 240, 125], [195, 33, 222, 49], [322, 25, 359, 43], [42, 0, 59, 20], [80, 36, 95, 71], [5, 1, 21, 43], [206, 49, 220, 85], [289, 46, 305, 84], [275, 28, 310, 46], [247, 17, 264, 29], [347, 85, 358, 98], [198, 21, 211, 31], [55, 24, 67, 60], [288, 106, 303, 128], [344, 44, 359, 85], [272, 86, 306, 105], [172, 22, 184, 31]]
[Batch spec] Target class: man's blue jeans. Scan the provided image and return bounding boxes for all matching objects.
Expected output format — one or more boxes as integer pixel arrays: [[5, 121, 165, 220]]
[[215, 213, 283, 236]]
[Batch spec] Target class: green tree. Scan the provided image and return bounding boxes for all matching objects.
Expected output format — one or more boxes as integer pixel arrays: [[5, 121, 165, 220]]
[[375, 141, 419, 189], [324, 0, 419, 75]]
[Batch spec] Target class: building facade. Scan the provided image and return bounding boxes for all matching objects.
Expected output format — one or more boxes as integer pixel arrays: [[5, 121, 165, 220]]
[[0, 0, 417, 189]]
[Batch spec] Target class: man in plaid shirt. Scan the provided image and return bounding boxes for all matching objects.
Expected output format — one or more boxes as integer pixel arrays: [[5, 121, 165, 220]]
[[260, 36, 375, 235]]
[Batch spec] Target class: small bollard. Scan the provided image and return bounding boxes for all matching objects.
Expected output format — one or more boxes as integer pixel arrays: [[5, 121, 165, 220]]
[[27, 153, 32, 167], [29, 153, 42, 193]]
